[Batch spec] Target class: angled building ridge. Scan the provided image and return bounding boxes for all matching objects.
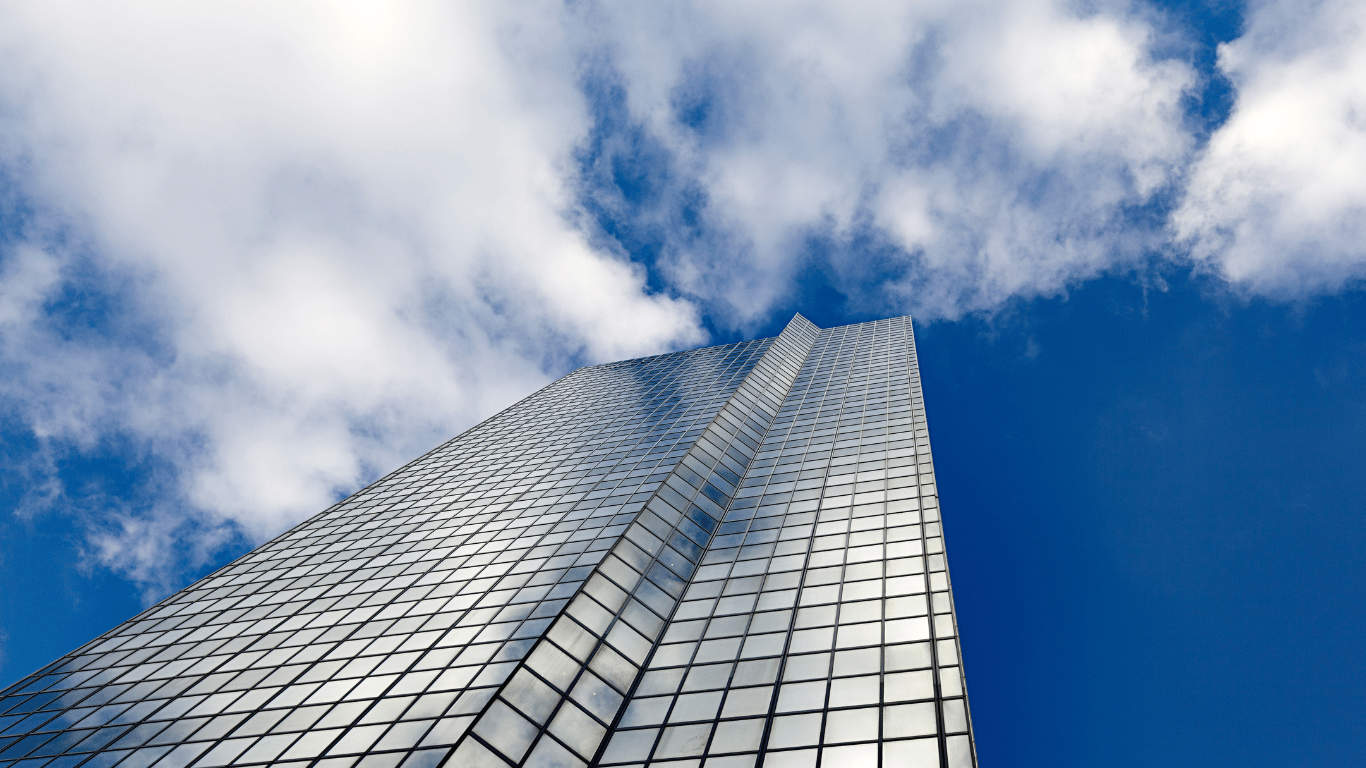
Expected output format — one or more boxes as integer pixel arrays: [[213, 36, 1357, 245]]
[[0, 314, 976, 768]]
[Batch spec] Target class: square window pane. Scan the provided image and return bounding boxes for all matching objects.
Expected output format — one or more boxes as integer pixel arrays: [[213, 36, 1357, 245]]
[[668, 691, 722, 723], [636, 668, 684, 696], [720, 687, 772, 718], [683, 664, 733, 692], [883, 737, 939, 768], [782, 654, 829, 682], [655, 723, 712, 759], [822, 743, 878, 767], [828, 676, 879, 708], [884, 702, 937, 738], [731, 658, 779, 687], [620, 697, 670, 727], [767, 713, 821, 748], [775, 681, 826, 713], [710, 718, 764, 753], [883, 671, 934, 702], [884, 642, 931, 672]]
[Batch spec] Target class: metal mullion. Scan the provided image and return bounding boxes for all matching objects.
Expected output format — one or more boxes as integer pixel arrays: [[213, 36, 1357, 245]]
[[697, 374, 825, 762], [812, 538, 848, 768], [583, 320, 816, 767], [871, 354, 895, 768], [693, 495, 795, 761], [814, 362, 874, 768], [441, 370, 783, 768], [444, 565, 634, 765], [752, 329, 850, 766], [624, 323, 826, 767]]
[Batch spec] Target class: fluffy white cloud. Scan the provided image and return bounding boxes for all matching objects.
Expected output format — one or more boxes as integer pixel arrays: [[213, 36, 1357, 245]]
[[1174, 0, 1366, 294], [0, 1, 701, 593], [576, 0, 1194, 322]]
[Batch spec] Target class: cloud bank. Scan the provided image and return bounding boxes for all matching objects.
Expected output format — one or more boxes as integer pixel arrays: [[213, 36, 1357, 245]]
[[1174, 0, 1366, 294], [0, 1, 700, 592], [578, 0, 1195, 321], [0, 0, 1360, 595]]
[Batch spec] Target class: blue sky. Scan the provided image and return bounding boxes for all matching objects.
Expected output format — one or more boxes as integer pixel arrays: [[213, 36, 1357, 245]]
[[1, 1, 1365, 765]]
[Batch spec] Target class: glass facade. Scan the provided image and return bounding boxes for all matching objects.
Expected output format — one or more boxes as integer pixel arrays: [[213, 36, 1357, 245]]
[[0, 315, 977, 768]]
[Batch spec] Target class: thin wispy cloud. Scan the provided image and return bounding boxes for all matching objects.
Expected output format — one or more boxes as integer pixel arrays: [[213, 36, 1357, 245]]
[[0, 0, 1360, 597]]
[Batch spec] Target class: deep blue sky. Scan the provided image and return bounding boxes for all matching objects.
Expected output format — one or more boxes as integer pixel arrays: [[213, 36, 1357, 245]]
[[919, 277, 1366, 766], [6, 270, 1366, 766]]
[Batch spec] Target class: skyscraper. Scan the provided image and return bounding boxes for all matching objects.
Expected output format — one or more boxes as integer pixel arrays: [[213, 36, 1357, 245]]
[[0, 315, 976, 768]]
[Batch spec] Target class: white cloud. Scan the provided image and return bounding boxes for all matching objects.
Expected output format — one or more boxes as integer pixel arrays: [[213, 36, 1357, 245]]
[[0, 0, 1361, 597], [574, 0, 1194, 322], [0, 1, 701, 595], [1174, 0, 1366, 294]]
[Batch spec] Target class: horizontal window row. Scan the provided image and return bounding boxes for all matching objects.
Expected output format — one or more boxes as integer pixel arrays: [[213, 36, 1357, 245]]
[[3, 599, 574, 718], [599, 703, 964, 764], [644, 617, 946, 669], [710, 733, 970, 768], [663, 597, 946, 643], [622, 672, 963, 726]]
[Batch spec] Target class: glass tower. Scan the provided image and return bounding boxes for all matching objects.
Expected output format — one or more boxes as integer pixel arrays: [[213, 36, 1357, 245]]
[[0, 315, 977, 768]]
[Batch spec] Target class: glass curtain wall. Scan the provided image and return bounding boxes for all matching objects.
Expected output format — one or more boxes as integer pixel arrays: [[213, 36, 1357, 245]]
[[0, 338, 776, 768], [598, 317, 976, 768], [0, 315, 976, 768]]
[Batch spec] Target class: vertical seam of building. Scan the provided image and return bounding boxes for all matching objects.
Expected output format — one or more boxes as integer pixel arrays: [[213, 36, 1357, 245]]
[[591, 316, 972, 768], [0, 315, 979, 768], [444, 316, 819, 767], [587, 318, 821, 767], [699, 323, 842, 766]]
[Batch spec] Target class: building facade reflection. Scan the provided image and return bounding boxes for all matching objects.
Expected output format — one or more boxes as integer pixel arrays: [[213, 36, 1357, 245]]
[[0, 315, 976, 768]]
